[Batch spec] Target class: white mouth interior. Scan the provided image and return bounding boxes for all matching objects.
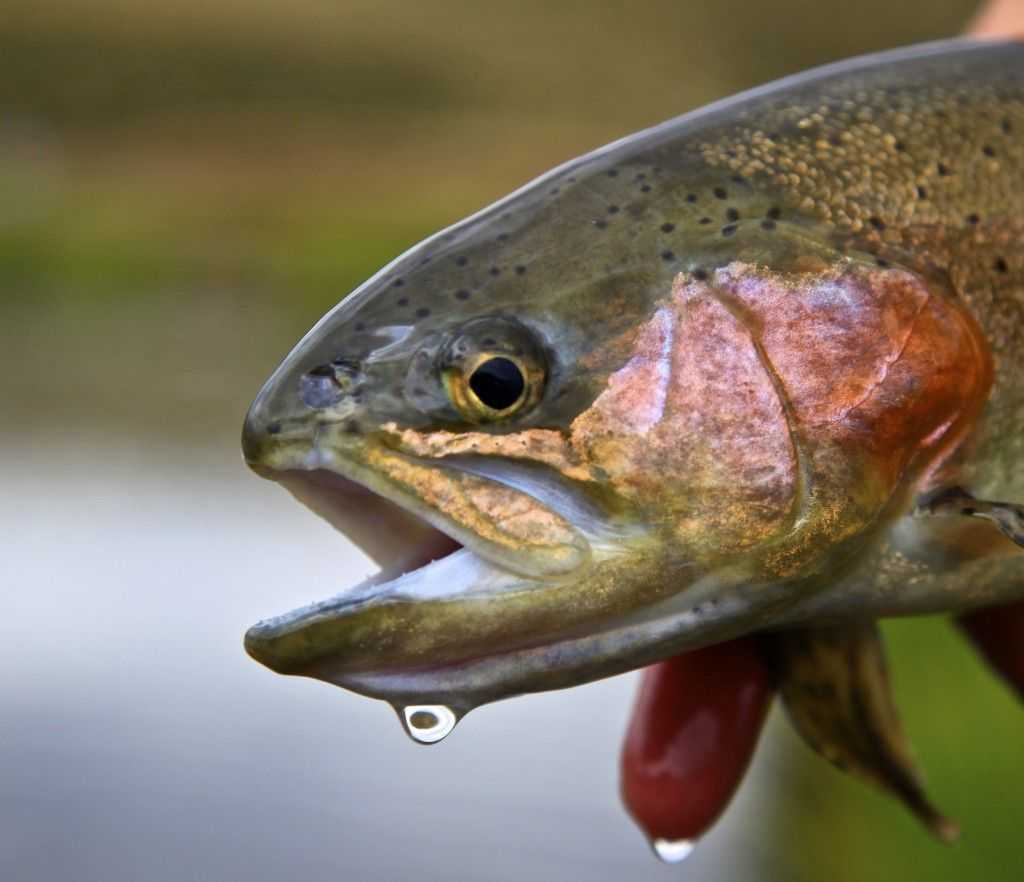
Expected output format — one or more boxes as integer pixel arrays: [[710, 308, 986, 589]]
[[256, 468, 535, 629]]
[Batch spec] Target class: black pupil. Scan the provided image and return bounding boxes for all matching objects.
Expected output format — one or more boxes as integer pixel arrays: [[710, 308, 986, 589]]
[[469, 357, 525, 411]]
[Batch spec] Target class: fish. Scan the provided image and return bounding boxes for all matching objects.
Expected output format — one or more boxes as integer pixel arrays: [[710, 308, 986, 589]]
[[242, 37, 1024, 848]]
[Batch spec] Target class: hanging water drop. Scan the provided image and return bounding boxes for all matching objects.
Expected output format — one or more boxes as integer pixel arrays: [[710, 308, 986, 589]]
[[399, 704, 458, 744], [651, 838, 696, 864]]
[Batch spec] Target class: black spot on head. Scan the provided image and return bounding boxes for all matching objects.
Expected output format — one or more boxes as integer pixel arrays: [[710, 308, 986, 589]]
[[685, 193, 697, 203], [995, 257, 1009, 273], [661, 250, 675, 261], [916, 185, 928, 199], [454, 289, 471, 300], [982, 144, 996, 157], [420, 256, 432, 266], [725, 207, 740, 222], [415, 307, 431, 318], [660, 222, 675, 233], [721, 224, 737, 237], [875, 257, 890, 268], [766, 206, 781, 220], [354, 322, 366, 332], [698, 216, 711, 225], [868, 216, 885, 231], [489, 266, 501, 276], [267, 421, 282, 435], [392, 278, 405, 288], [761, 219, 776, 231], [937, 162, 951, 176], [713, 187, 727, 200], [606, 169, 619, 177], [607, 205, 620, 214], [497, 233, 509, 242], [397, 297, 409, 307], [481, 337, 496, 347], [455, 256, 468, 267], [966, 213, 980, 225], [515, 265, 527, 275], [693, 267, 708, 280]]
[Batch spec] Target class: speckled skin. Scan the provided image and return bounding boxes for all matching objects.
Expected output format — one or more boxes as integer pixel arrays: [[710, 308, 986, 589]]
[[243, 39, 1024, 711]]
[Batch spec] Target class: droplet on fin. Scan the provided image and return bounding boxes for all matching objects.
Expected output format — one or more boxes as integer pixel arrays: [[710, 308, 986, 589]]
[[399, 704, 458, 744], [651, 838, 696, 864]]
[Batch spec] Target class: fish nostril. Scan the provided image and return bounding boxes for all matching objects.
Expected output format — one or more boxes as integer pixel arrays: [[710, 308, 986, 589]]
[[300, 367, 344, 409]]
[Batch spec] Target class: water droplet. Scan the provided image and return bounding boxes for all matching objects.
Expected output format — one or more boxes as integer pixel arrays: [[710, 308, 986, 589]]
[[399, 705, 458, 744], [651, 838, 696, 864]]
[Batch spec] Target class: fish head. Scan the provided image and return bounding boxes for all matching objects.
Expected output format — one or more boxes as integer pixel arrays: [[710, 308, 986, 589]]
[[242, 152, 992, 713]]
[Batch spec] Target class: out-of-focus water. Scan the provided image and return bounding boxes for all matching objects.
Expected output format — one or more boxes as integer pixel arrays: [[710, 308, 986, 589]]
[[0, 437, 785, 882]]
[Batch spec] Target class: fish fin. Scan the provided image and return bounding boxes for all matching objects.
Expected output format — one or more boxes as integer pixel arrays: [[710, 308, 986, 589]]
[[914, 487, 1024, 548], [956, 600, 1024, 701], [765, 621, 959, 842]]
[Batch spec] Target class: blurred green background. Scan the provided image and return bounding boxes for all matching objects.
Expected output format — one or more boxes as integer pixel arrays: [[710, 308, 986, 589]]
[[3, 1, 1021, 881]]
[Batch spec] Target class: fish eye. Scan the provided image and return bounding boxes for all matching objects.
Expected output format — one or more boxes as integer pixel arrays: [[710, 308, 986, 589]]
[[468, 356, 526, 412], [436, 317, 547, 423]]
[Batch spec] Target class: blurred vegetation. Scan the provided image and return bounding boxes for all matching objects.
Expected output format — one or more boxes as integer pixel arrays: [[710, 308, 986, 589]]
[[0, 0, 980, 312], [4, 1, 1022, 880]]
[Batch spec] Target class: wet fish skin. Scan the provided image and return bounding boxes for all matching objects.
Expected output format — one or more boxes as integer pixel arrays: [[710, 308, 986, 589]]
[[242, 38, 1024, 712]]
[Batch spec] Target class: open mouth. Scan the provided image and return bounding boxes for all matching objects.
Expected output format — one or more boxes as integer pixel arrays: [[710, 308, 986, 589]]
[[242, 449, 604, 678], [274, 467, 466, 596], [245, 466, 512, 653]]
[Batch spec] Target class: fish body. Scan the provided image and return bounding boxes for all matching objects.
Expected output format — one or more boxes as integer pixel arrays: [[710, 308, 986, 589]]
[[242, 38, 1024, 723]]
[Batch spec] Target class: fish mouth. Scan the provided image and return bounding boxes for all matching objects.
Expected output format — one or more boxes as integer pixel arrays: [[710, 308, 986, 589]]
[[242, 432, 622, 696]]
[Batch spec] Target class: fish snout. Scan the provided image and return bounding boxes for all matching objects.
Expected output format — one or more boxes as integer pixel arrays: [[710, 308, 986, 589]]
[[241, 403, 280, 466], [243, 356, 367, 466]]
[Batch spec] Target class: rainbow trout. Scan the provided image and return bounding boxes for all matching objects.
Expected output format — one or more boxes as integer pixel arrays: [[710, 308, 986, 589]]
[[243, 39, 1024, 838]]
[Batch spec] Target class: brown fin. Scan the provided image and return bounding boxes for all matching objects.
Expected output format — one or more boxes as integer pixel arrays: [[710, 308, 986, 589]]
[[915, 487, 1024, 548], [765, 621, 959, 842]]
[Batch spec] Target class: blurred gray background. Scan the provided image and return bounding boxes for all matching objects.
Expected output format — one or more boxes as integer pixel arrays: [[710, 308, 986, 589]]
[[3, 2, 1022, 880]]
